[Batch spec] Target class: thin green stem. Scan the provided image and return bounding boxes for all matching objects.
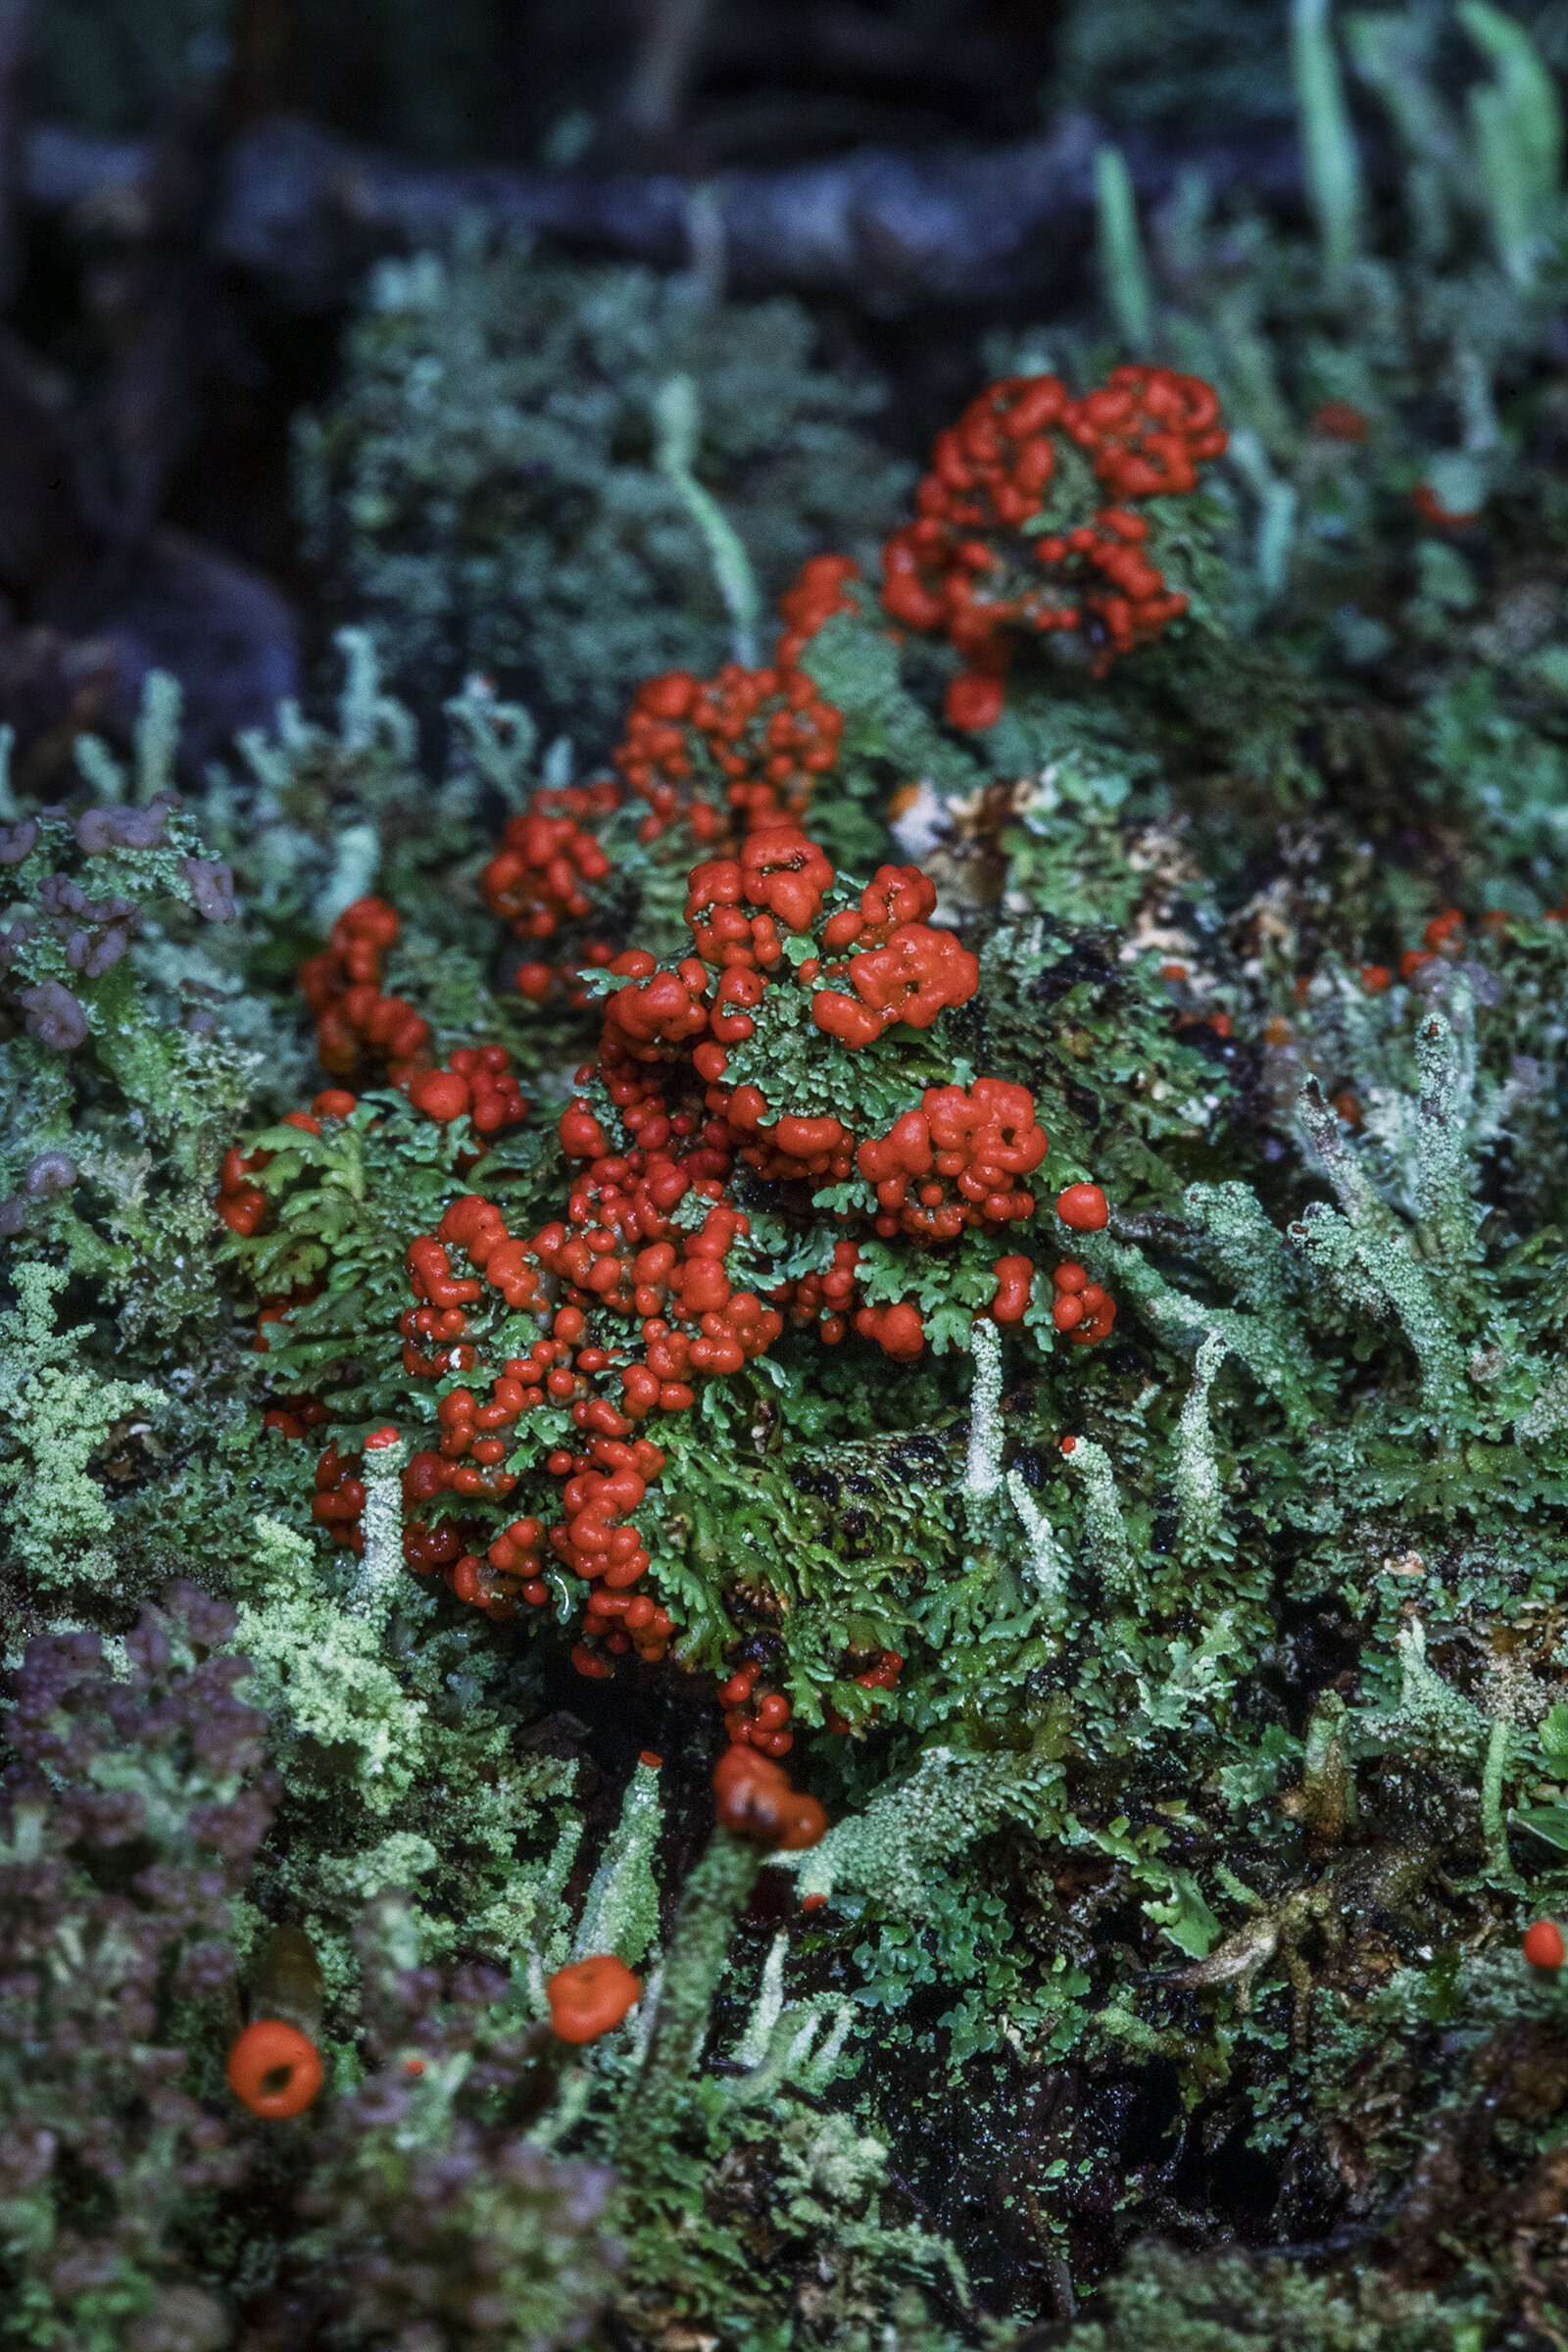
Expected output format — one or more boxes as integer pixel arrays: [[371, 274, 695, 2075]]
[[1292, 0, 1363, 282], [615, 1829, 760, 2167], [655, 371, 760, 665], [1095, 145, 1153, 353]]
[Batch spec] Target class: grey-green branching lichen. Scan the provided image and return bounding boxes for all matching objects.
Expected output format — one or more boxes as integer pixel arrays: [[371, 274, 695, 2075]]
[[10, 1, 1568, 2345]]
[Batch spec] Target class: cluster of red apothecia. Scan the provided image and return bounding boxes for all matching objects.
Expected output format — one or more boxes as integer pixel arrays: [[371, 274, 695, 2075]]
[[717, 1642, 906, 1757], [299, 896, 430, 1083], [880, 368, 1228, 726], [313, 1442, 368, 1550], [1347, 899, 1568, 1005], [217, 1143, 274, 1239], [288, 378, 1229, 1094], [382, 1142, 781, 1657], [295, 898, 540, 1107], [392, 1185, 700, 1659], [821, 1648, 904, 1738], [479, 783, 617, 940], [234, 452, 1156, 1698], [406, 1051, 528, 1132], [245, 809, 1122, 1680], [514, 939, 619, 1010], [356, 814, 1119, 1676], [609, 555, 857, 851], [714, 1741, 826, 1849], [1398, 906, 1471, 983], [676, 836, 981, 1064], [1344, 906, 1506, 1004], [719, 1659, 794, 1754], [781, 1240, 860, 1346], [856, 1076, 1047, 1240], [1252, 905, 1505, 1129], [613, 659, 844, 849], [502, 376, 1227, 935], [233, 894, 1121, 1699], [1348, 906, 1475, 998], [472, 559, 863, 1024], [1051, 1258, 1116, 1345], [1251, 905, 1533, 1118], [263, 1393, 329, 1445]]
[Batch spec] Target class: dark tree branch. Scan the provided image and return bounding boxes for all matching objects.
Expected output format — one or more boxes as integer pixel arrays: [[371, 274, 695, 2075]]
[[0, 99, 1308, 776], [24, 111, 1306, 313]]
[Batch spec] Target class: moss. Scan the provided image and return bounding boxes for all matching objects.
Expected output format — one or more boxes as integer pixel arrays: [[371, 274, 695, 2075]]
[[295, 243, 912, 750], [14, 1, 1568, 2339], [1048, 2240, 1472, 2350]]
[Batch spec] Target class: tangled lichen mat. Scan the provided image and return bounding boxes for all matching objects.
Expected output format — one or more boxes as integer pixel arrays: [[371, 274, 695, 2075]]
[[11, 1, 1568, 2344]]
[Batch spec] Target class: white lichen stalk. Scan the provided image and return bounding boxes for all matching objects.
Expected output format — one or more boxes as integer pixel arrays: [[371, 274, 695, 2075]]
[[964, 1314, 1004, 1502], [1062, 1435, 1139, 1596], [1173, 1332, 1228, 1555], [353, 1430, 409, 1634], [573, 1752, 663, 1968], [1005, 1468, 1065, 1596]]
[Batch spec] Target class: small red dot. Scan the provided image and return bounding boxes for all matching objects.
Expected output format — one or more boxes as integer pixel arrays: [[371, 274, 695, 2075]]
[[1523, 1919, 1565, 1970]]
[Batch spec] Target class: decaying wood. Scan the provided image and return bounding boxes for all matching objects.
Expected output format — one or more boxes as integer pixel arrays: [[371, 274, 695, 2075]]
[[0, 95, 1309, 768], [23, 112, 1306, 311]]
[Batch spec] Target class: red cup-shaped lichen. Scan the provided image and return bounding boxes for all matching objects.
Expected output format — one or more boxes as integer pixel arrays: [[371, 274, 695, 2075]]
[[1523, 1918, 1566, 1970], [227, 2018, 323, 2119], [1056, 1182, 1108, 1232], [547, 1953, 643, 2042], [713, 1744, 827, 1850]]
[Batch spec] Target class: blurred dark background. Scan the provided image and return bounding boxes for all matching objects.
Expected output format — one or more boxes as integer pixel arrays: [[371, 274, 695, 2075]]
[[2, 0, 1563, 774], [36, 1, 1075, 159]]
